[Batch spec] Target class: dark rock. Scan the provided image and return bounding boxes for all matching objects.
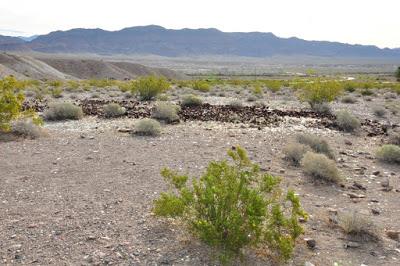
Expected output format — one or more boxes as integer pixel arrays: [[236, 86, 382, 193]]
[[304, 238, 316, 249]]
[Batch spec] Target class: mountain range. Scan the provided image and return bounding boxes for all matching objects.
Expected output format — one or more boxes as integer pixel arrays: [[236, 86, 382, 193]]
[[1, 25, 399, 58]]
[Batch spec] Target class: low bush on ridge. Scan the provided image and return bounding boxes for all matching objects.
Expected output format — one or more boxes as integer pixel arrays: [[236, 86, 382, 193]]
[[44, 102, 83, 121], [301, 151, 341, 183]]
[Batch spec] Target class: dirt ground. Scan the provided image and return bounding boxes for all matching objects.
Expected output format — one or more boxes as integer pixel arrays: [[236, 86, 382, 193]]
[[1, 89, 400, 265]]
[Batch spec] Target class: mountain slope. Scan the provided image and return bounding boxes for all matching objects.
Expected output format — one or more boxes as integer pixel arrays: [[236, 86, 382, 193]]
[[1, 25, 399, 58]]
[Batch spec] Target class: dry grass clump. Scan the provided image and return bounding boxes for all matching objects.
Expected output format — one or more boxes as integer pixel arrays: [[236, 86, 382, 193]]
[[388, 132, 400, 146], [301, 152, 341, 183], [134, 118, 161, 136], [372, 106, 387, 117], [311, 102, 332, 115], [283, 142, 311, 166], [103, 103, 126, 118], [44, 102, 83, 121], [228, 99, 243, 109], [376, 145, 400, 164], [339, 212, 380, 242], [341, 95, 357, 104], [181, 95, 203, 107], [152, 102, 180, 123], [295, 133, 335, 159], [336, 110, 361, 133], [11, 119, 45, 139]]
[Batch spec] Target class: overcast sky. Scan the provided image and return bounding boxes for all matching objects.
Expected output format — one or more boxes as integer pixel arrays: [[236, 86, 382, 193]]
[[1, 0, 399, 48]]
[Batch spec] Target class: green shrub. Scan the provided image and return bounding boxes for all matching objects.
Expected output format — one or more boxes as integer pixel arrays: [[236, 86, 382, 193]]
[[153, 146, 307, 263], [134, 76, 170, 101], [152, 102, 180, 123], [301, 152, 341, 183], [341, 95, 357, 104], [192, 80, 211, 92], [339, 212, 380, 242], [134, 118, 161, 136], [395, 66, 400, 81], [376, 145, 400, 164], [298, 80, 342, 107], [252, 84, 263, 95], [44, 102, 83, 121], [11, 119, 45, 139], [336, 110, 361, 133], [295, 133, 335, 159], [0, 76, 42, 131], [103, 103, 126, 118], [283, 142, 311, 166], [372, 106, 387, 117], [181, 94, 203, 107], [360, 89, 374, 96]]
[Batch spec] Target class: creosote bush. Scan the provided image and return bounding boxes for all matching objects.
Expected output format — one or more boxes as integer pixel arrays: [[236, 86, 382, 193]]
[[336, 110, 361, 133], [153, 146, 307, 264], [295, 133, 335, 159], [191, 80, 211, 92], [44, 102, 83, 121], [298, 80, 342, 107], [341, 95, 357, 104], [181, 94, 203, 107], [339, 212, 380, 242], [301, 152, 341, 183], [152, 102, 180, 123], [0, 76, 42, 132], [228, 99, 243, 110], [134, 76, 170, 101], [283, 142, 311, 166], [134, 118, 161, 136], [311, 102, 332, 115], [103, 103, 126, 118], [376, 145, 400, 164]]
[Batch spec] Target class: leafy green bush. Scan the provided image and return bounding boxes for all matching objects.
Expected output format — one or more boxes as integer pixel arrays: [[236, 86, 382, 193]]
[[295, 133, 335, 159], [134, 118, 161, 136], [298, 80, 342, 107], [301, 152, 341, 183], [181, 94, 203, 107], [44, 102, 83, 121], [152, 102, 180, 123], [376, 144, 400, 164], [252, 84, 263, 95], [153, 146, 307, 263], [103, 103, 126, 118], [191, 80, 211, 92], [134, 76, 170, 101], [336, 110, 361, 133], [51, 87, 63, 98], [0, 76, 42, 132], [283, 142, 311, 166], [339, 212, 380, 242]]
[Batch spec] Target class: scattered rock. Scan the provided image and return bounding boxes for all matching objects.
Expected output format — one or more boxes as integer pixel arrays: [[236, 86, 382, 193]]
[[344, 241, 361, 248], [87, 235, 96, 241], [372, 170, 380, 176], [371, 208, 381, 215], [349, 181, 366, 191], [304, 238, 316, 249], [386, 230, 400, 241], [347, 192, 365, 199], [344, 140, 352, 146], [304, 262, 315, 266]]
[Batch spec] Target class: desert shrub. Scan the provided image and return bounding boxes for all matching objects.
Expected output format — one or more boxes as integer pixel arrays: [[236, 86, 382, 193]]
[[91, 93, 100, 98], [298, 80, 342, 107], [283, 142, 311, 166], [153, 146, 307, 263], [396, 66, 400, 81], [181, 94, 203, 107], [51, 87, 63, 98], [103, 103, 126, 118], [246, 95, 258, 102], [341, 95, 357, 104], [191, 80, 211, 92], [339, 212, 380, 242], [343, 82, 356, 92], [372, 106, 387, 117], [295, 133, 335, 159], [44, 102, 83, 121], [388, 132, 400, 145], [311, 102, 332, 115], [152, 102, 180, 123], [228, 99, 243, 109], [301, 152, 341, 183], [66, 80, 80, 91], [11, 119, 44, 139], [336, 110, 361, 133], [157, 94, 169, 101], [0, 76, 42, 132], [376, 145, 400, 164], [47, 80, 63, 88], [360, 89, 374, 96], [264, 80, 282, 92], [134, 76, 170, 101], [134, 118, 161, 136], [252, 84, 263, 95]]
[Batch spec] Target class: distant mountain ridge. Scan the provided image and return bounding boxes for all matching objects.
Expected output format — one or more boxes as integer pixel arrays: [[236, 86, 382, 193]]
[[1, 25, 399, 58]]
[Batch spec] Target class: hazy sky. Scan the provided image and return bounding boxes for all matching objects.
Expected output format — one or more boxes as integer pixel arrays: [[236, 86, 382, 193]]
[[1, 0, 399, 48]]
